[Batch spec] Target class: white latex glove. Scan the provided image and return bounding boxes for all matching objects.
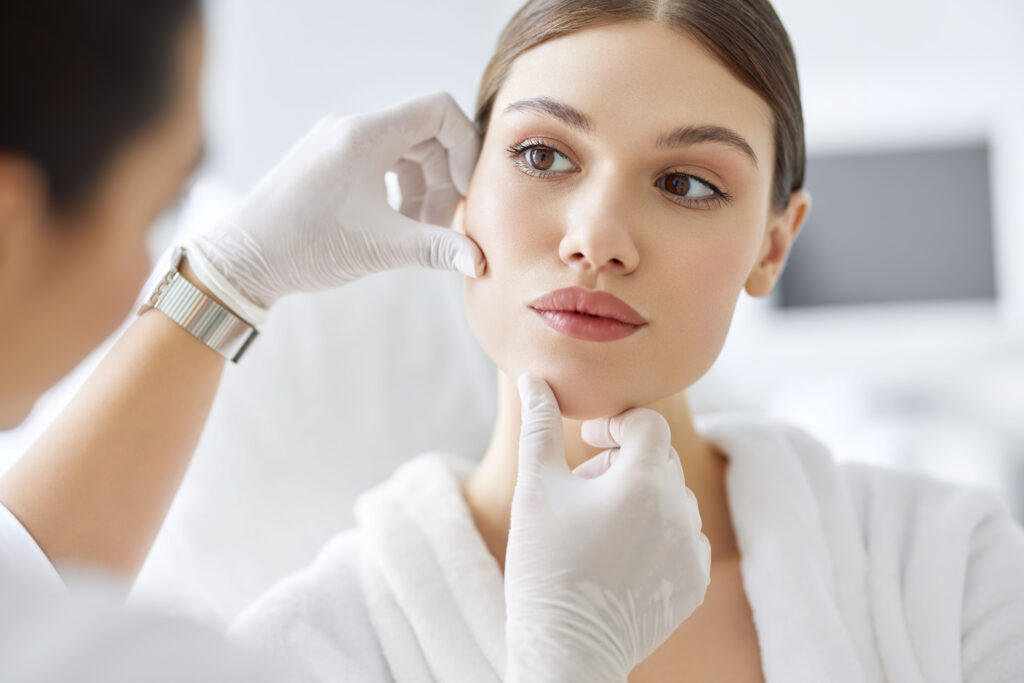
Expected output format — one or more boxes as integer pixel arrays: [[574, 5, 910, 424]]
[[504, 374, 712, 683], [183, 92, 486, 326]]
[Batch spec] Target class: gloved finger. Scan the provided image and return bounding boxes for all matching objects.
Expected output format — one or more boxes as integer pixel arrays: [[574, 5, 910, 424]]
[[572, 448, 618, 479], [370, 92, 480, 195], [516, 373, 570, 478], [667, 449, 703, 538], [581, 410, 666, 450], [384, 211, 486, 277], [581, 415, 618, 449], [667, 447, 695, 495], [392, 158, 427, 220], [393, 162, 461, 227], [408, 139, 463, 226], [420, 186, 462, 228], [600, 408, 672, 469]]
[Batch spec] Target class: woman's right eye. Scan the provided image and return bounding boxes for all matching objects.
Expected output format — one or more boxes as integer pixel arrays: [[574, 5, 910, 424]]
[[506, 142, 576, 177]]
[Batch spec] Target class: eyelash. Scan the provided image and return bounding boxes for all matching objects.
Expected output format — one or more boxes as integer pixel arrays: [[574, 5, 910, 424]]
[[505, 139, 732, 209]]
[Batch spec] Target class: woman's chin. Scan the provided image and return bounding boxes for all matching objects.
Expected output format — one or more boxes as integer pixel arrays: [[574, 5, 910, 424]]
[[514, 365, 652, 421], [558, 398, 634, 421]]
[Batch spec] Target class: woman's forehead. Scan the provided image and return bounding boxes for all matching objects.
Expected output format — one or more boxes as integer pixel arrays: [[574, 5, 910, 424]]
[[492, 20, 774, 166]]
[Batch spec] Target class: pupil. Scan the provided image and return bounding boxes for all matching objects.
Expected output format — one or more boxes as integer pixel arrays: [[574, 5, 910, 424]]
[[666, 174, 690, 196], [529, 148, 554, 171]]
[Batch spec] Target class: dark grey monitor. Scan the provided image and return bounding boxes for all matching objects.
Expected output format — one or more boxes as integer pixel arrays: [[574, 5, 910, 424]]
[[777, 143, 996, 308]]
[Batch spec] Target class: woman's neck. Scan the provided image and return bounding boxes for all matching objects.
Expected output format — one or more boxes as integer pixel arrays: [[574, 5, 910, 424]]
[[462, 369, 739, 571]]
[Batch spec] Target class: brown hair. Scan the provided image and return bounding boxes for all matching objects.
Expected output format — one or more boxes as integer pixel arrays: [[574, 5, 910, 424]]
[[474, 0, 805, 213]]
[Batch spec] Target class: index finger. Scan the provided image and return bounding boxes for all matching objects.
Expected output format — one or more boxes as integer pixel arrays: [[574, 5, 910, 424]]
[[370, 92, 480, 195], [583, 408, 672, 468]]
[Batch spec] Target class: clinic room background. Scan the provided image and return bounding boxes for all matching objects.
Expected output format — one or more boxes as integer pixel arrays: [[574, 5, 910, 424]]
[[1, 0, 1022, 628]]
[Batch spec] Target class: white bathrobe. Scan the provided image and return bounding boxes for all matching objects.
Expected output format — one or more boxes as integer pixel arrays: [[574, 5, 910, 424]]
[[228, 412, 1024, 682]]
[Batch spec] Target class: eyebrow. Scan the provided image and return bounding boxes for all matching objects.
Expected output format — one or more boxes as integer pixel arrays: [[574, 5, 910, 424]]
[[502, 96, 758, 168], [656, 125, 758, 168], [503, 97, 594, 134]]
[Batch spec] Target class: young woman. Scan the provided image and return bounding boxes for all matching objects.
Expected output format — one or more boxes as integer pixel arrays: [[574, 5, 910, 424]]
[[229, 1, 1024, 681]]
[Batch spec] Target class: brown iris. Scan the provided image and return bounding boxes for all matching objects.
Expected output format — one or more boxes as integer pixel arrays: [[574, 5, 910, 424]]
[[527, 147, 555, 171], [663, 173, 691, 196]]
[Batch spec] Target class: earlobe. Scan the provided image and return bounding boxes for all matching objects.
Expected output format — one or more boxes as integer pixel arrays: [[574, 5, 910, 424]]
[[744, 188, 812, 298]]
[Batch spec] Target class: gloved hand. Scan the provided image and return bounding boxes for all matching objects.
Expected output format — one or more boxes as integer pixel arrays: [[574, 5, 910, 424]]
[[182, 92, 486, 326], [504, 373, 712, 683]]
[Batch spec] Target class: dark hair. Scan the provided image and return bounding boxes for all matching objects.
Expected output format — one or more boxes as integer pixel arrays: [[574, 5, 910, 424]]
[[475, 0, 804, 213], [0, 0, 200, 214]]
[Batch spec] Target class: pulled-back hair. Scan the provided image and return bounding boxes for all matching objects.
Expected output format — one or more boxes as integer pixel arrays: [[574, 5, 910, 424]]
[[475, 0, 804, 212]]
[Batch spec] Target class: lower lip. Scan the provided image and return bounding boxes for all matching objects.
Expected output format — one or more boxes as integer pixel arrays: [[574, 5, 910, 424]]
[[530, 308, 644, 342]]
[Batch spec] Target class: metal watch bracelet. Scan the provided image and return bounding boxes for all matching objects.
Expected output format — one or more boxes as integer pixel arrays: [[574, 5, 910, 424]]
[[140, 248, 258, 363]]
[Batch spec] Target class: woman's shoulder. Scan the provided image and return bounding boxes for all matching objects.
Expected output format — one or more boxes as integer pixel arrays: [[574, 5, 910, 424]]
[[698, 409, 1016, 531], [842, 460, 1024, 678], [746, 414, 1024, 676], [228, 528, 393, 682], [836, 457, 1015, 538], [700, 410, 1023, 569], [768, 412, 1020, 551]]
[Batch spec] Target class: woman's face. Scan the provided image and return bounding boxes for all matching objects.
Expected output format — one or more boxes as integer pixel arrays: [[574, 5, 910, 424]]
[[458, 20, 804, 419]]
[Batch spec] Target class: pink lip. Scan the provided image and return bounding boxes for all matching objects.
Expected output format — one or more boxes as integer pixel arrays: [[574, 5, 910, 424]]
[[528, 287, 648, 342]]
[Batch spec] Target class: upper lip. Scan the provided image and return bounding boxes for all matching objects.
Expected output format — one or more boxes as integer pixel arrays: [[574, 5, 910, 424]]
[[528, 287, 648, 326]]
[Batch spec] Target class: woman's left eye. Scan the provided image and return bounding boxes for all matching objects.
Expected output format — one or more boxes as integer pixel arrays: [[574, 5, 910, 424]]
[[657, 173, 716, 200], [654, 172, 731, 208], [507, 142, 576, 176]]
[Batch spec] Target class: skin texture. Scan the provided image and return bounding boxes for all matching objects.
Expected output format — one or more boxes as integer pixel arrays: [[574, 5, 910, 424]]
[[0, 15, 236, 578], [458, 20, 809, 678]]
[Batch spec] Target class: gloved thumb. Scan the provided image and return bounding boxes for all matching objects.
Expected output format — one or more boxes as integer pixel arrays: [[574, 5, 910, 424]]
[[572, 448, 618, 479], [390, 218, 485, 278], [516, 373, 570, 479]]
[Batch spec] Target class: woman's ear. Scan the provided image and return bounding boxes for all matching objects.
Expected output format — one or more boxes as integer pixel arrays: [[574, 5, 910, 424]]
[[452, 196, 468, 235], [744, 188, 812, 298]]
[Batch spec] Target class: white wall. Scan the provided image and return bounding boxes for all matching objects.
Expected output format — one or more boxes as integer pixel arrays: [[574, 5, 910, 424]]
[[200, 0, 525, 190]]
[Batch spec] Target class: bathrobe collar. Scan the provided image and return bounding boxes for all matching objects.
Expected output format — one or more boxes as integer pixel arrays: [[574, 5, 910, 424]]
[[355, 411, 876, 682]]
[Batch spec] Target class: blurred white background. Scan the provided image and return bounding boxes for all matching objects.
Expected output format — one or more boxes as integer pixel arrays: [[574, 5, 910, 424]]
[[1, 0, 1022, 626]]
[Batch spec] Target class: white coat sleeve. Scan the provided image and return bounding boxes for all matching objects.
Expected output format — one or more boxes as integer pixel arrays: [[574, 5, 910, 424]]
[[0, 582, 292, 683], [0, 501, 65, 595], [960, 498, 1024, 682], [0, 504, 293, 683]]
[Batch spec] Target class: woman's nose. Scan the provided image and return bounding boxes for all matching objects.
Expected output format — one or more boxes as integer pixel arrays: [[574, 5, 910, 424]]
[[558, 173, 640, 275]]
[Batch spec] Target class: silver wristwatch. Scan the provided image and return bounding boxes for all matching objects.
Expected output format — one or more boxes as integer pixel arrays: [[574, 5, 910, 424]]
[[138, 246, 258, 363]]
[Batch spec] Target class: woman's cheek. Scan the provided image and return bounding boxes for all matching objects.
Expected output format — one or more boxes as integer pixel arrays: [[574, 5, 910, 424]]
[[653, 223, 755, 377], [460, 181, 512, 359], [460, 165, 565, 379], [462, 166, 543, 277]]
